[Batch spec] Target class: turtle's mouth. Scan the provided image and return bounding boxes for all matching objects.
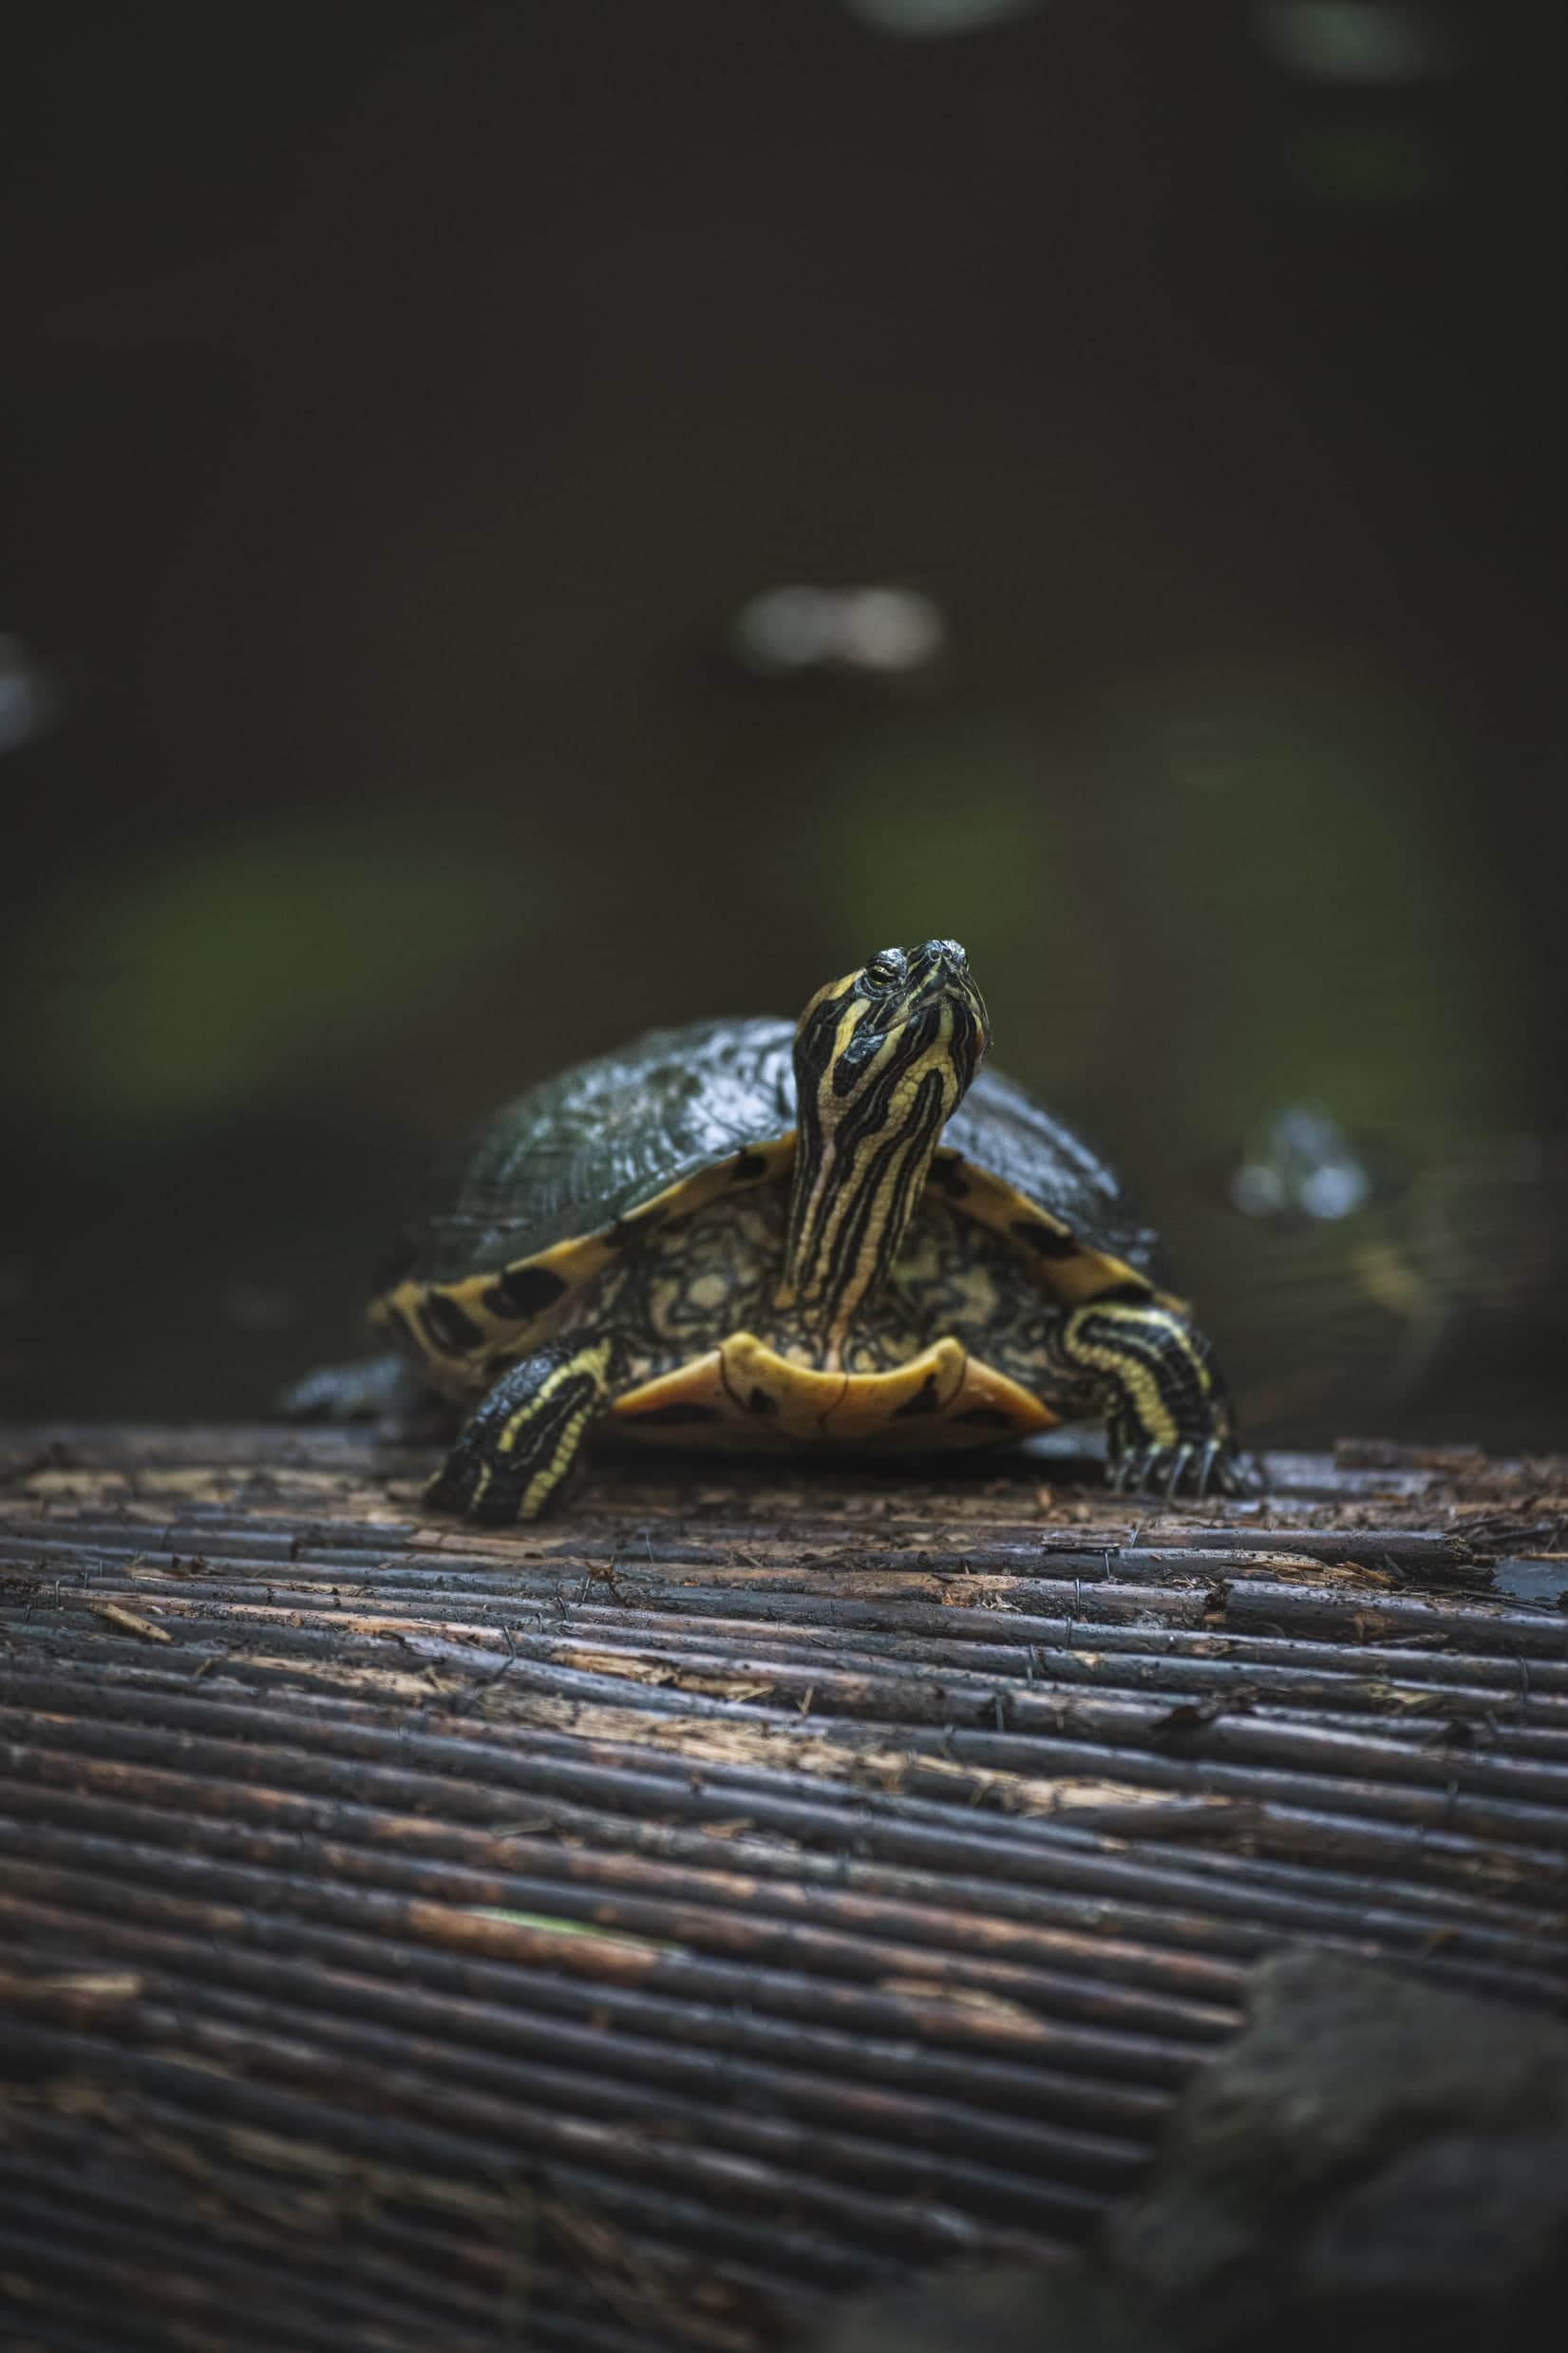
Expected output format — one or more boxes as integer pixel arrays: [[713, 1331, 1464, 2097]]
[[904, 939, 990, 1053], [892, 973, 990, 1067]]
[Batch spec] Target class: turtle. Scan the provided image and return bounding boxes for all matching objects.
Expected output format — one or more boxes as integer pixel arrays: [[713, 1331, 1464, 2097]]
[[284, 939, 1246, 1520]]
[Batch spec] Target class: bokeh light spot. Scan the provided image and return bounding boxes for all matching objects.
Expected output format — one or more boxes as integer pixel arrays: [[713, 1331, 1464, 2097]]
[[730, 583, 947, 681], [1255, 2, 1461, 84], [842, 0, 1047, 38]]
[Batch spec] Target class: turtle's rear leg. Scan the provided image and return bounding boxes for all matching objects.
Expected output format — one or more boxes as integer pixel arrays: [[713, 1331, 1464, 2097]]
[[1053, 1300, 1251, 1499], [427, 1338, 614, 1524], [277, 1352, 443, 1433]]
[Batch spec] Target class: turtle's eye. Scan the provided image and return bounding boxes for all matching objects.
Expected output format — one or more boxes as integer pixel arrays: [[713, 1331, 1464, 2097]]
[[865, 949, 907, 992]]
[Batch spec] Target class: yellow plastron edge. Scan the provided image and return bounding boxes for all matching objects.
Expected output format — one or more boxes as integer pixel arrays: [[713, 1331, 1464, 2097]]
[[610, 1331, 1057, 1453]]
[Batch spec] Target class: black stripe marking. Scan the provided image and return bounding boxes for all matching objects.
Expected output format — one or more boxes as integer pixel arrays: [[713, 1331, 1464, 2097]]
[[783, 985, 985, 1343], [1011, 1218, 1080, 1261], [418, 1294, 485, 1357], [803, 1062, 950, 1318], [605, 1210, 658, 1250], [484, 1263, 570, 1319], [380, 1301, 418, 1357], [1064, 1306, 1216, 1431], [891, 1373, 941, 1418], [621, 1401, 724, 1426]]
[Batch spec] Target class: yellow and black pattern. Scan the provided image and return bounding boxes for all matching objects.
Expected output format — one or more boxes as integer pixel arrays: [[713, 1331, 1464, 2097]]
[[776, 941, 988, 1361], [340, 938, 1248, 1519], [581, 1186, 1082, 1395], [925, 1148, 1177, 1312], [1048, 1299, 1240, 1497], [396, 1175, 1238, 1507], [425, 1338, 613, 1524], [370, 1155, 1240, 1509], [578, 1190, 1236, 1488], [370, 1139, 794, 1401]]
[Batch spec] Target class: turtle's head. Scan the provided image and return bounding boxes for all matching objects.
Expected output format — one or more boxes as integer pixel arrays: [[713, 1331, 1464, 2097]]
[[792, 939, 990, 1133], [781, 940, 990, 1354]]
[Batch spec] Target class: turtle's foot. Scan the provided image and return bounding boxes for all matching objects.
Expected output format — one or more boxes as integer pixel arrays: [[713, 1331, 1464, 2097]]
[[1107, 1433, 1256, 1502], [1054, 1300, 1254, 1504], [426, 1338, 612, 1525], [277, 1352, 435, 1430]]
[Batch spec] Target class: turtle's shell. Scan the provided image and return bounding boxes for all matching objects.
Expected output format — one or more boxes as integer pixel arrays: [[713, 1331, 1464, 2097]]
[[370, 1016, 1176, 1385]]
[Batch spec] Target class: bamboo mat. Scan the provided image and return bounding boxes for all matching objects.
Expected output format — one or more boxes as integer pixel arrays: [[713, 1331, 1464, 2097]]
[[1, 1425, 1564, 2352]]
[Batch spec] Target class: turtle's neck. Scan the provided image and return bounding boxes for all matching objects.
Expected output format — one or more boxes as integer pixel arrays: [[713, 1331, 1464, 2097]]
[[774, 1007, 972, 1369]]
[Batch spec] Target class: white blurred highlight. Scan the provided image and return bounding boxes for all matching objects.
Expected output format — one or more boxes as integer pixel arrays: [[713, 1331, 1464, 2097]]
[[1254, 3, 1461, 82], [729, 584, 948, 680], [843, 0, 1047, 36], [0, 635, 58, 755]]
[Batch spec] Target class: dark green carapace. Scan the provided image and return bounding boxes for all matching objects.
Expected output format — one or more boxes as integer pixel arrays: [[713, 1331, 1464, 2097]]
[[285, 940, 1244, 1521]]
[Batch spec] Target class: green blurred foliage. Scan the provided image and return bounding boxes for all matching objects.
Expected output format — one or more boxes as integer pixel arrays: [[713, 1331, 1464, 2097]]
[[23, 822, 545, 1129], [1078, 660, 1497, 1126]]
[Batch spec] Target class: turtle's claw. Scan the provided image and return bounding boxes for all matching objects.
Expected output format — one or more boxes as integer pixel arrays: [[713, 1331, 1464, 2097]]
[[1213, 1445, 1265, 1499], [1162, 1442, 1197, 1502], [1114, 1440, 1162, 1495], [1107, 1433, 1252, 1502]]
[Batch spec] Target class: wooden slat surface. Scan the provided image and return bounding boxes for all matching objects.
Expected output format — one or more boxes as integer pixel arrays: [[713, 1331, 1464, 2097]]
[[1, 1425, 1565, 2352]]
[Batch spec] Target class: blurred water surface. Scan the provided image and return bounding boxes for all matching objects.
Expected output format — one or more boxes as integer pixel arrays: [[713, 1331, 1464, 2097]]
[[3, 3, 1562, 1447]]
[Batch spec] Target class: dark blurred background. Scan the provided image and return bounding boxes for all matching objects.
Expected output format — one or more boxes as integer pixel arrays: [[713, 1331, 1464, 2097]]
[[4, 0, 1563, 1449]]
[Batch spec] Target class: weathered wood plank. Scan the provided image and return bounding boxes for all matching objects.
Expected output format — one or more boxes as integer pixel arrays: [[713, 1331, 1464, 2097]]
[[1, 1423, 1565, 2351]]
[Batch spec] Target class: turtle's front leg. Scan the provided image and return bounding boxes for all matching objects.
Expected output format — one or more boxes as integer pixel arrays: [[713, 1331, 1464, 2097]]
[[1054, 1300, 1249, 1499], [427, 1338, 614, 1524]]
